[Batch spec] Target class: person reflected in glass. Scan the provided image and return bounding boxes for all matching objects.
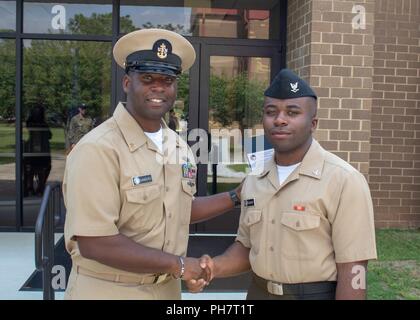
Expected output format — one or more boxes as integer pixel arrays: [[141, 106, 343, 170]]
[[23, 104, 52, 197], [168, 109, 179, 132], [67, 103, 94, 153]]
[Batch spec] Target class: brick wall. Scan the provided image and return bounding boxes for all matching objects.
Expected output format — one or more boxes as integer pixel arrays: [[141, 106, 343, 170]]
[[370, 0, 420, 228], [286, 0, 312, 78], [285, 0, 419, 228], [287, 0, 375, 175]]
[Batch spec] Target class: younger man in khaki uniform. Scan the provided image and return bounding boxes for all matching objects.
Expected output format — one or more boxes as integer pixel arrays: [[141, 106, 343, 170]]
[[188, 69, 377, 300], [63, 29, 241, 299]]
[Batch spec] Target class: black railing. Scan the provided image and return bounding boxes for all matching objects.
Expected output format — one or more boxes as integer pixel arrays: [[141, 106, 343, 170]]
[[35, 182, 63, 300]]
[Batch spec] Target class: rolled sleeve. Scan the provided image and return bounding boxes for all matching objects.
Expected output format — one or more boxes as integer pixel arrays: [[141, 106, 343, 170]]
[[331, 171, 377, 263], [63, 141, 120, 241]]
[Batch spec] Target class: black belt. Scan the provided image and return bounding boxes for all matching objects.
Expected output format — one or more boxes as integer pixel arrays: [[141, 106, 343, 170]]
[[253, 273, 337, 296]]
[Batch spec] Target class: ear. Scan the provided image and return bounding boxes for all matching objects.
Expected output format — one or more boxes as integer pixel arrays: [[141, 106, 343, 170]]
[[311, 117, 318, 133], [122, 74, 130, 94]]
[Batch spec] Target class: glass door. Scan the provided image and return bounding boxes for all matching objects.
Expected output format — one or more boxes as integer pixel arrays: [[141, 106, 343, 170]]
[[195, 43, 282, 234]]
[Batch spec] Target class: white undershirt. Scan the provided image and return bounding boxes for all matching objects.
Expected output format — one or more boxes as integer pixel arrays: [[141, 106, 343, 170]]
[[144, 126, 163, 153], [277, 162, 301, 185]]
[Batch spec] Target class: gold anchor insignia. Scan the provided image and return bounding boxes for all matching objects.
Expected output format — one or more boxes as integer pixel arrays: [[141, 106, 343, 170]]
[[157, 43, 168, 59]]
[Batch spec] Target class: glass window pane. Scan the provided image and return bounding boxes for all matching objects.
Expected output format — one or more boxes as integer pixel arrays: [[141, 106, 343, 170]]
[[120, 1, 281, 39], [208, 55, 270, 195], [163, 70, 189, 135], [0, 39, 16, 227], [22, 39, 111, 227], [0, 1, 16, 32], [24, 0, 112, 35]]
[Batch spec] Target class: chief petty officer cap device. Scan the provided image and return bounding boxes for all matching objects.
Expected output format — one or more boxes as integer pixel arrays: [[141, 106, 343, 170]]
[[113, 28, 196, 77]]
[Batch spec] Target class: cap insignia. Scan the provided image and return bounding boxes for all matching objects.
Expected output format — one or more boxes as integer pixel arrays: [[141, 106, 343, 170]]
[[290, 82, 299, 93], [157, 42, 168, 59]]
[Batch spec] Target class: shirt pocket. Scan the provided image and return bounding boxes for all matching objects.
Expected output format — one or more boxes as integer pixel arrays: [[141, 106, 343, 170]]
[[121, 184, 162, 231], [179, 179, 195, 225], [181, 178, 196, 197], [126, 184, 161, 204], [243, 209, 263, 253], [244, 209, 262, 227], [279, 212, 321, 260]]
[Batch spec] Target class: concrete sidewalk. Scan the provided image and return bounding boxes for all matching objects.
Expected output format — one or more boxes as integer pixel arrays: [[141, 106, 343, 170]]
[[0, 232, 246, 300]]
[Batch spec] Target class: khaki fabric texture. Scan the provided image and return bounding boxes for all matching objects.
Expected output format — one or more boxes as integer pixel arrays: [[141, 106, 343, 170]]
[[63, 103, 196, 298], [236, 139, 377, 284]]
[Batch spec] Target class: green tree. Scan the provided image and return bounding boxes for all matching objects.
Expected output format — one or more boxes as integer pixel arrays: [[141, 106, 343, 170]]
[[209, 74, 229, 126], [176, 72, 190, 119], [0, 39, 16, 119], [210, 73, 265, 131]]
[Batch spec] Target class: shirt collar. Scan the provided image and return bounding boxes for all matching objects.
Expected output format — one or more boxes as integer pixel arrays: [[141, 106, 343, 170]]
[[113, 102, 179, 153], [257, 138, 325, 188]]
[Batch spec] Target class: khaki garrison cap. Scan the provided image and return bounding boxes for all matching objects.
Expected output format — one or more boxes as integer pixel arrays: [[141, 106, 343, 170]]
[[113, 28, 196, 77]]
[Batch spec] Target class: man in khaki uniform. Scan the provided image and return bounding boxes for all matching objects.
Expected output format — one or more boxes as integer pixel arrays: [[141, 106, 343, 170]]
[[187, 69, 377, 300], [63, 29, 241, 300], [67, 103, 93, 148]]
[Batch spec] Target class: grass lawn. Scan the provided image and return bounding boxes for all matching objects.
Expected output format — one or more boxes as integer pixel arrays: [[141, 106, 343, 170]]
[[0, 123, 66, 164], [368, 229, 420, 300]]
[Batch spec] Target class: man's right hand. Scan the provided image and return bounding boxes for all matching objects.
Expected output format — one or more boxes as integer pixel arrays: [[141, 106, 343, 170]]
[[185, 254, 215, 293], [182, 257, 212, 283]]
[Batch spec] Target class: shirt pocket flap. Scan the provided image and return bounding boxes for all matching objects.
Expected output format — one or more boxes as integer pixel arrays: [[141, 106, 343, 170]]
[[181, 179, 196, 196], [244, 209, 262, 227], [281, 212, 320, 231], [126, 185, 160, 204]]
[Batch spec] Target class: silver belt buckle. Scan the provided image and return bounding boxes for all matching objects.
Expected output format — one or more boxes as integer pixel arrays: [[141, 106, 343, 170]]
[[267, 281, 283, 295]]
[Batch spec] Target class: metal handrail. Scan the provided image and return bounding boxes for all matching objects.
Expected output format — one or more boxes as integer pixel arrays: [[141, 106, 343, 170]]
[[35, 181, 62, 300]]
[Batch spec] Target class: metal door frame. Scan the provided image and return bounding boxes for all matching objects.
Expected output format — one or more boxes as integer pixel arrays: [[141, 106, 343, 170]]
[[191, 40, 283, 233]]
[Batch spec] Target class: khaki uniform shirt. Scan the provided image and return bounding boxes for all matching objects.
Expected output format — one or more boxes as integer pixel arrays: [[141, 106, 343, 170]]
[[68, 113, 93, 145], [63, 102, 196, 282], [236, 139, 377, 284]]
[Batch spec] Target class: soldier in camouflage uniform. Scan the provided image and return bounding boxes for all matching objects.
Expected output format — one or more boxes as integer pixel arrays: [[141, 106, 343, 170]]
[[68, 104, 94, 149]]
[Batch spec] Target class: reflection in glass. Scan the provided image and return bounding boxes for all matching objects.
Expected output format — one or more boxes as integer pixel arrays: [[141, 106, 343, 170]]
[[0, 39, 16, 227], [0, 1, 16, 32], [208, 56, 270, 195], [164, 71, 189, 135], [23, 1, 112, 35], [120, 1, 280, 39], [22, 39, 111, 226]]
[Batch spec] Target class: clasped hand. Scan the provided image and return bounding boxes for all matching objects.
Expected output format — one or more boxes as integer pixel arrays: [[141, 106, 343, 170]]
[[183, 255, 214, 293]]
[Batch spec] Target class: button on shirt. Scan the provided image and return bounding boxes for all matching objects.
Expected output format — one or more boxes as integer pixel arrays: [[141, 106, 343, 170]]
[[236, 139, 377, 284], [63, 102, 197, 278]]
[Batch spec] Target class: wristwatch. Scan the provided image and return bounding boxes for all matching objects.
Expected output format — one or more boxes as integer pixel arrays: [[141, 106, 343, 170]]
[[229, 190, 241, 207]]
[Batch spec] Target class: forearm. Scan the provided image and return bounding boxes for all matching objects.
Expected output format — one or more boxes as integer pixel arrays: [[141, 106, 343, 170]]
[[77, 234, 179, 275], [213, 241, 251, 278], [190, 192, 234, 224], [335, 261, 367, 300]]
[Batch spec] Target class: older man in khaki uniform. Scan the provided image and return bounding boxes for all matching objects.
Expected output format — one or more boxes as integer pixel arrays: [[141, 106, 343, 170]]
[[63, 29, 241, 300], [188, 69, 377, 300]]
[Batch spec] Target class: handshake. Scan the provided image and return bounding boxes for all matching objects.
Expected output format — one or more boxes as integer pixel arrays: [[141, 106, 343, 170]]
[[179, 255, 215, 293]]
